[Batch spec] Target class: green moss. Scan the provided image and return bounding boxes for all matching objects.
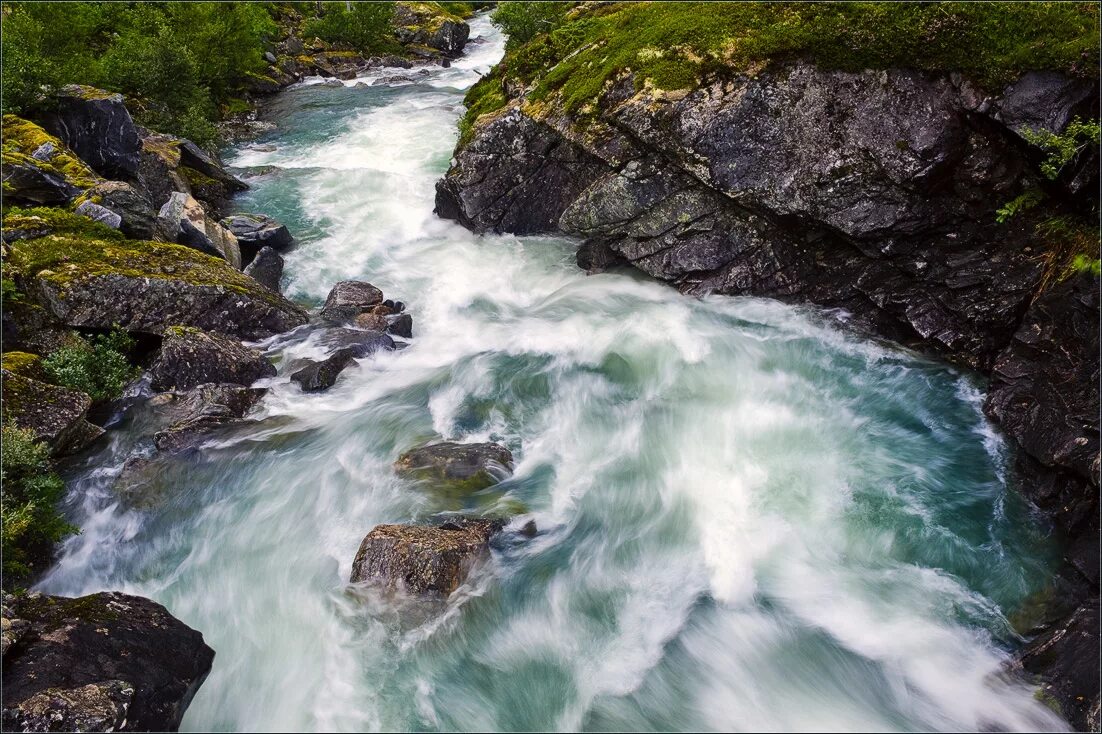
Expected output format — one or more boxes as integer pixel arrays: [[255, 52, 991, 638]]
[[1, 206, 124, 243], [458, 69, 508, 146], [222, 97, 253, 116], [1, 115, 101, 191], [14, 593, 122, 628], [0, 352, 43, 378], [486, 2, 1100, 118], [179, 165, 220, 189], [399, 1, 466, 34]]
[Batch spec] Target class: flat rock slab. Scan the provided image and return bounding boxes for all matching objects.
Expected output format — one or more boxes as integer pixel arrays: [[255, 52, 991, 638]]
[[150, 327, 275, 392], [350, 518, 504, 596], [395, 441, 513, 491], [1, 592, 214, 732]]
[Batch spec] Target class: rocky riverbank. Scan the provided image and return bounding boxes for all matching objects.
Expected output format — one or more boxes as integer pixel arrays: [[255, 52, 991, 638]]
[[436, 3, 1100, 729]]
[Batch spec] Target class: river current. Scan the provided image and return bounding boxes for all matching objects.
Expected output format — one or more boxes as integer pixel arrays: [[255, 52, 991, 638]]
[[38, 15, 1067, 732]]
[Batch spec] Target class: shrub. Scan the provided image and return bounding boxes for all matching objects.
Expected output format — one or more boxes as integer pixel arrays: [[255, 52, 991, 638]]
[[1019, 116, 1101, 180], [491, 2, 572, 50], [42, 328, 138, 403], [303, 2, 397, 53], [1, 424, 74, 583]]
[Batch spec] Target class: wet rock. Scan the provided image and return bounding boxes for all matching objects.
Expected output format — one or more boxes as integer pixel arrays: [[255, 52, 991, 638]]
[[158, 191, 242, 269], [993, 71, 1099, 136], [314, 327, 396, 357], [395, 441, 513, 491], [394, 3, 470, 57], [387, 313, 414, 339], [354, 312, 389, 331], [82, 180, 158, 239], [243, 246, 284, 292], [319, 280, 385, 323], [151, 384, 267, 453], [1, 592, 214, 732], [1018, 598, 1100, 733], [0, 115, 100, 206], [36, 85, 142, 179], [372, 75, 416, 87], [0, 369, 104, 456], [75, 199, 122, 230], [149, 326, 276, 392], [349, 518, 504, 595], [290, 348, 359, 392], [220, 213, 294, 265]]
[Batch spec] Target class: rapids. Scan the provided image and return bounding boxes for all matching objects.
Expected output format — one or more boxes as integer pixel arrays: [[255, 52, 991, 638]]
[[38, 15, 1068, 732]]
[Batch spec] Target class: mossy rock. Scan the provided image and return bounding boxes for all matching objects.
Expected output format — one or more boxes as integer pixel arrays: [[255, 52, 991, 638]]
[[1, 116, 101, 205], [0, 369, 103, 456], [0, 351, 44, 379], [395, 441, 514, 493]]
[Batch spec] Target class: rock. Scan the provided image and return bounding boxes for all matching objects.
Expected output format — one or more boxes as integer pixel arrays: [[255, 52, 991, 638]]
[[1, 592, 214, 732], [220, 213, 294, 265], [81, 180, 158, 239], [158, 191, 242, 269], [5, 226, 308, 341], [313, 327, 396, 357], [349, 518, 504, 595], [395, 441, 513, 491], [994, 71, 1099, 136], [137, 130, 192, 210], [37, 85, 142, 179], [387, 313, 414, 338], [264, 50, 278, 65], [1, 115, 100, 206], [0, 369, 104, 456], [319, 280, 385, 323], [1018, 598, 1100, 732], [985, 272, 1100, 531], [151, 384, 267, 453], [243, 246, 284, 292], [394, 2, 470, 56], [290, 348, 359, 392], [372, 75, 416, 87], [149, 326, 276, 392], [177, 140, 247, 198], [354, 312, 389, 331], [75, 199, 122, 230]]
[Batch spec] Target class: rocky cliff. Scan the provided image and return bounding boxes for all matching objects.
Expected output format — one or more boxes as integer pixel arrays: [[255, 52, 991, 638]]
[[436, 3, 1100, 728]]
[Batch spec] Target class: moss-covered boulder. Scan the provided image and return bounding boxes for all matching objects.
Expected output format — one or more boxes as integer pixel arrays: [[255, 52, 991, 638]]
[[1, 116, 101, 206], [36, 85, 142, 179], [0, 368, 103, 456], [394, 2, 470, 56], [76, 180, 158, 240], [138, 130, 192, 210], [2, 209, 308, 341], [157, 192, 242, 269], [149, 326, 275, 392]]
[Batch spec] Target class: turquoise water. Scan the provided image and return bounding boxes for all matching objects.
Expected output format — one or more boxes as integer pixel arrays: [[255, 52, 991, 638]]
[[39, 16, 1066, 732]]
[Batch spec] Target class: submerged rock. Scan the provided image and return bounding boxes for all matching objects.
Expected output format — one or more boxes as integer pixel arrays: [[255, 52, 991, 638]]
[[314, 327, 396, 357], [36, 85, 142, 179], [149, 326, 275, 392], [349, 518, 504, 595], [395, 441, 513, 491], [0, 369, 104, 456], [290, 348, 359, 392], [387, 313, 414, 339], [151, 383, 267, 454], [1, 592, 214, 732], [319, 280, 385, 323]]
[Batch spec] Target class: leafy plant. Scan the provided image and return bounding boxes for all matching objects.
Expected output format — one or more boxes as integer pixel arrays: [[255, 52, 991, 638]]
[[995, 189, 1045, 224], [1018, 116, 1101, 180], [491, 2, 572, 50], [303, 2, 397, 53], [42, 328, 138, 403], [1, 424, 74, 583]]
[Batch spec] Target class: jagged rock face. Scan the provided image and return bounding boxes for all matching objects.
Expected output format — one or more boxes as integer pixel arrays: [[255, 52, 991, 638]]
[[350, 518, 504, 595], [1, 592, 214, 733], [395, 441, 514, 490], [1, 115, 101, 206], [986, 272, 1101, 531], [37, 85, 142, 179], [1019, 598, 1101, 733], [0, 369, 104, 456], [149, 327, 276, 392], [83, 180, 158, 239], [158, 192, 243, 269], [438, 65, 1098, 371]]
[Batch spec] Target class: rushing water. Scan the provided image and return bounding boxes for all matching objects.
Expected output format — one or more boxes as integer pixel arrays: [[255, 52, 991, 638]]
[[39, 15, 1068, 732]]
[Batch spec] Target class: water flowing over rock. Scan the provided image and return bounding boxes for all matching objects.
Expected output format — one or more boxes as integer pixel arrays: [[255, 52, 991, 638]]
[[395, 441, 513, 490], [36, 85, 142, 179], [149, 326, 276, 392], [151, 384, 267, 454], [350, 518, 504, 596], [1, 592, 214, 733]]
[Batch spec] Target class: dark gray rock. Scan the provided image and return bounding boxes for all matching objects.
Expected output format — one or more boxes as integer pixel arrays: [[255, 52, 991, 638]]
[[314, 327, 396, 357], [0, 369, 104, 456], [0, 159, 83, 205], [1, 592, 214, 732], [37, 85, 142, 179], [149, 327, 276, 392], [220, 213, 294, 265], [994, 71, 1099, 136], [1018, 598, 1100, 733], [289, 348, 359, 392], [387, 313, 413, 339], [319, 280, 385, 323], [86, 180, 157, 239], [349, 518, 504, 595], [151, 383, 267, 453], [157, 192, 242, 269], [244, 246, 284, 292], [395, 441, 513, 490], [75, 199, 122, 229]]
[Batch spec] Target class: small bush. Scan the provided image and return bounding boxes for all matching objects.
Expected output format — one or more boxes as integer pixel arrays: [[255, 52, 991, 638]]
[[1, 424, 74, 583], [303, 2, 397, 53], [1019, 116, 1101, 180], [491, 2, 572, 50], [42, 328, 138, 403]]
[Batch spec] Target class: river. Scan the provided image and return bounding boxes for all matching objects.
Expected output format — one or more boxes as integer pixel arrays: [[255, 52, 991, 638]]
[[37, 15, 1067, 733]]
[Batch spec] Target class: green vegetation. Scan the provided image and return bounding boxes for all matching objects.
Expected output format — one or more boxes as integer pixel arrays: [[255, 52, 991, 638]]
[[42, 328, 138, 403], [1, 424, 75, 583], [470, 1, 1099, 128], [491, 1, 572, 50], [1019, 117, 1101, 180], [303, 2, 398, 54]]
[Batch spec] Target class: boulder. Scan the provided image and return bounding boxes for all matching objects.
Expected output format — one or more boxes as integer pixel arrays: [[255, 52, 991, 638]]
[[177, 140, 247, 217], [319, 280, 385, 323], [354, 312, 389, 331], [157, 192, 242, 269], [0, 369, 104, 456], [395, 441, 513, 490], [37, 85, 142, 179], [1, 592, 214, 732], [151, 384, 267, 453], [349, 518, 504, 595], [75, 200, 122, 230], [313, 327, 396, 357], [220, 213, 294, 265], [1, 115, 100, 206], [80, 180, 158, 239], [393, 2, 470, 56], [4, 226, 308, 341], [387, 313, 414, 339], [993, 71, 1099, 137], [290, 348, 359, 393], [243, 246, 284, 292], [137, 130, 193, 210], [1018, 598, 1101, 732], [149, 326, 276, 392]]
